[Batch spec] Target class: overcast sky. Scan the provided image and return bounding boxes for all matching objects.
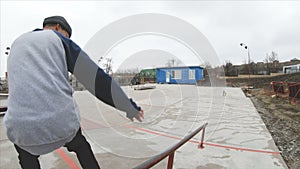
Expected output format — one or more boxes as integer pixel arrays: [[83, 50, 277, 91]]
[[1, 1, 300, 77]]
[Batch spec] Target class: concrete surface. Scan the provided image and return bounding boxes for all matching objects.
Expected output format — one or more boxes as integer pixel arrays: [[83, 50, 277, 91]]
[[0, 85, 288, 169]]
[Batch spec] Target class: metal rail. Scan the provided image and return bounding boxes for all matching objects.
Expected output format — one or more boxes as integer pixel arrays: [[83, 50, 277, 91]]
[[133, 122, 208, 169]]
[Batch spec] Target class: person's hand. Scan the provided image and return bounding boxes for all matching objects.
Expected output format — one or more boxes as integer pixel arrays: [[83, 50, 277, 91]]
[[131, 110, 144, 122]]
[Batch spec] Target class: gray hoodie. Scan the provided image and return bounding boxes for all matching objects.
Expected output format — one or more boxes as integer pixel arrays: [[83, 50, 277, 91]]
[[4, 29, 140, 155]]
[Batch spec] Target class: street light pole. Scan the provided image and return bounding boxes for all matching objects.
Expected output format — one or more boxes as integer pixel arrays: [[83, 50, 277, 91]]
[[4, 47, 10, 92], [240, 43, 251, 88]]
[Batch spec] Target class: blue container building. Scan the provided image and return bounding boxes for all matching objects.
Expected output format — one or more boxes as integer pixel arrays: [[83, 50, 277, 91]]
[[156, 66, 204, 84]]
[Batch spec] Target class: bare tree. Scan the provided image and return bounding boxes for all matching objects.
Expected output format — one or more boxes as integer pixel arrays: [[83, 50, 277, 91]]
[[165, 58, 183, 67], [264, 51, 279, 73], [270, 51, 278, 62], [98, 57, 113, 75], [264, 53, 270, 74], [224, 60, 232, 76], [201, 61, 212, 69], [103, 58, 113, 74]]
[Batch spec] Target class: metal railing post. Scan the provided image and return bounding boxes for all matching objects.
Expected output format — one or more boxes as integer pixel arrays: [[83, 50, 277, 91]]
[[167, 152, 175, 169], [198, 125, 206, 149]]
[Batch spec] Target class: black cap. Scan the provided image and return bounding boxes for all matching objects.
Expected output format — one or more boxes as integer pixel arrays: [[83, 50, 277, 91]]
[[43, 16, 72, 37]]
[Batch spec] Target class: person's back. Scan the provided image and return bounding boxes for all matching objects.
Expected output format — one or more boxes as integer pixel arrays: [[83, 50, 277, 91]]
[[5, 29, 80, 155], [4, 16, 144, 169]]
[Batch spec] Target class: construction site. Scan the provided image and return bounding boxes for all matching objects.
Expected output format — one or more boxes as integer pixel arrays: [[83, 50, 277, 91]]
[[0, 71, 299, 169]]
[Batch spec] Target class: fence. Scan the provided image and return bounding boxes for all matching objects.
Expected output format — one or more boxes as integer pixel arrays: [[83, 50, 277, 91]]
[[288, 83, 300, 104], [263, 81, 300, 104]]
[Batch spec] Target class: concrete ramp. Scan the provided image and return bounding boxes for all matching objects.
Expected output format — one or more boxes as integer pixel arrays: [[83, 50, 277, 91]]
[[0, 85, 287, 169], [77, 85, 287, 168]]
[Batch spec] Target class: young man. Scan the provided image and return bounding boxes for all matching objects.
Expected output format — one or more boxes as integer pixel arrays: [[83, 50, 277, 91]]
[[4, 16, 144, 169]]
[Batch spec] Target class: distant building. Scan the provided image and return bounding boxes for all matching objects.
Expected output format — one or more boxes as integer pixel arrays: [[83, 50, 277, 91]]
[[283, 64, 300, 74], [156, 66, 204, 84]]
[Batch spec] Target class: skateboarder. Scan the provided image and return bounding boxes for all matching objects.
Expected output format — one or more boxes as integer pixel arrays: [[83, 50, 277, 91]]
[[4, 16, 144, 169]]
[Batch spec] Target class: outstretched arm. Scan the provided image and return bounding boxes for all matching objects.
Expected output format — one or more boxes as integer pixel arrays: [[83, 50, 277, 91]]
[[56, 31, 143, 122]]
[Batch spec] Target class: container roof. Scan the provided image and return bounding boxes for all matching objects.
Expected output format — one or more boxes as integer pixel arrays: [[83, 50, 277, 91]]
[[156, 65, 204, 69]]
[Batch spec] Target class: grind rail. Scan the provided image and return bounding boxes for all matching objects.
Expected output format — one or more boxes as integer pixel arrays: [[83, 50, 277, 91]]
[[133, 122, 208, 169]]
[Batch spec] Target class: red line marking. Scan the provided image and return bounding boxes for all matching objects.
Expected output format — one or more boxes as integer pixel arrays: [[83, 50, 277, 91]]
[[124, 124, 281, 155], [81, 117, 109, 130], [202, 142, 280, 154], [55, 148, 80, 169]]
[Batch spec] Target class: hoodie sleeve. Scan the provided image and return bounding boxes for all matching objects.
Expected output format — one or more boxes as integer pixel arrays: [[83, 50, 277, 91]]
[[54, 31, 141, 119]]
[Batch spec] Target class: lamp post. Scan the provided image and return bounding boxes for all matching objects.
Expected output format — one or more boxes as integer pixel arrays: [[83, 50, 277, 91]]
[[98, 56, 103, 65], [4, 47, 10, 92], [5, 47, 10, 55], [240, 43, 251, 88]]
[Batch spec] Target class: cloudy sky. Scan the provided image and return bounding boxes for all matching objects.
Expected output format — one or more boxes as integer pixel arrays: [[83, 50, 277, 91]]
[[1, 1, 300, 77]]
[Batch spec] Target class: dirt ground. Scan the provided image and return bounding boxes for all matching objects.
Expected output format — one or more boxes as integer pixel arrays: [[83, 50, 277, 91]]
[[250, 89, 300, 169]]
